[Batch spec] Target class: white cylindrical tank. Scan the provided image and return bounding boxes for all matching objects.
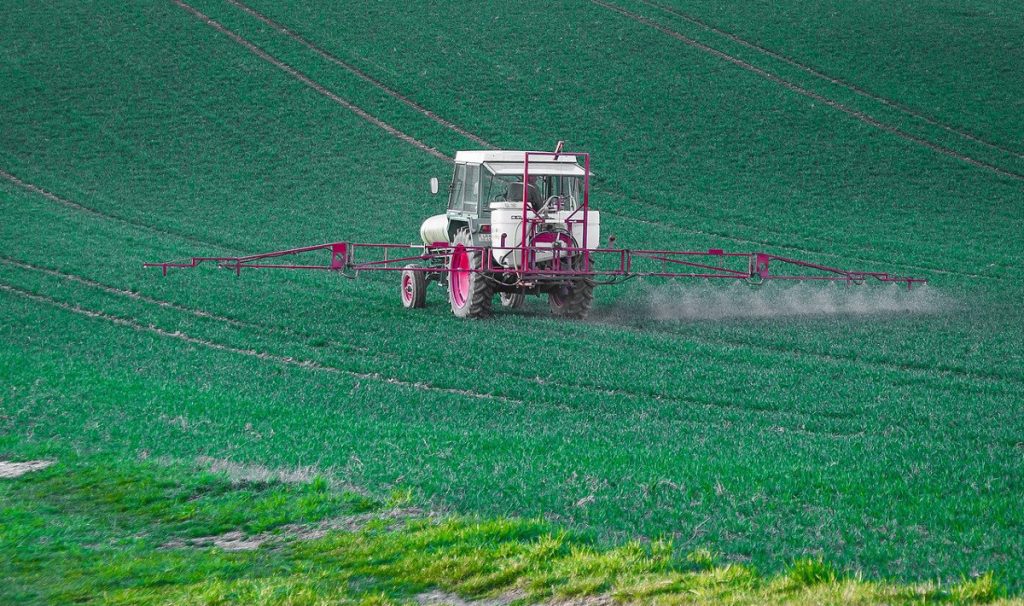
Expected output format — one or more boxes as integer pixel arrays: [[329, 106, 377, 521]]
[[419, 214, 449, 245]]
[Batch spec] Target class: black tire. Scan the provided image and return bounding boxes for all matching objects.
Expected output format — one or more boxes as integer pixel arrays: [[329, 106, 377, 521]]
[[500, 292, 525, 309], [400, 264, 427, 309], [548, 255, 594, 319], [448, 228, 493, 318]]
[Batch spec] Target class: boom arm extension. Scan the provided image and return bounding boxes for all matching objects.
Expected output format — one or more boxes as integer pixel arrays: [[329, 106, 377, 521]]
[[144, 242, 926, 289]]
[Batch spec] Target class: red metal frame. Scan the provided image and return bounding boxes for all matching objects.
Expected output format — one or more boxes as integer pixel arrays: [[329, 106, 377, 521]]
[[144, 149, 927, 290], [144, 242, 926, 289]]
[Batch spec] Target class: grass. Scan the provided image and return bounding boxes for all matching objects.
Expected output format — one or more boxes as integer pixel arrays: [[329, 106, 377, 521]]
[[1, 446, 1017, 604], [1, 0, 1022, 599]]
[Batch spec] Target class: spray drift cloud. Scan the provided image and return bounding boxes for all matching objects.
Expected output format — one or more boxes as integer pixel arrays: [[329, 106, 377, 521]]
[[592, 281, 952, 323]]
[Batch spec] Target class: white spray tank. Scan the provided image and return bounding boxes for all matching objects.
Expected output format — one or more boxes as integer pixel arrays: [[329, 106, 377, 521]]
[[419, 214, 449, 245]]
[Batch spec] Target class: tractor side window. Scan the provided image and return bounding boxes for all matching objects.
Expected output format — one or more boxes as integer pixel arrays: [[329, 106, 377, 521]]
[[463, 165, 480, 214], [553, 176, 581, 209], [449, 164, 465, 211]]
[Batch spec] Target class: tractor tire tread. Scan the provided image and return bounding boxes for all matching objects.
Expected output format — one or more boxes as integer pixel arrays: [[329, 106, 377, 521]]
[[451, 228, 493, 319]]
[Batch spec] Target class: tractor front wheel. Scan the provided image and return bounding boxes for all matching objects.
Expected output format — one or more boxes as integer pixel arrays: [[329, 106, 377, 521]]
[[500, 291, 525, 309], [448, 228, 493, 318], [400, 264, 427, 309]]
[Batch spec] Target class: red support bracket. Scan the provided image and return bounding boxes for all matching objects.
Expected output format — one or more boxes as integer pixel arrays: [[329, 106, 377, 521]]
[[330, 243, 348, 270], [753, 253, 771, 279]]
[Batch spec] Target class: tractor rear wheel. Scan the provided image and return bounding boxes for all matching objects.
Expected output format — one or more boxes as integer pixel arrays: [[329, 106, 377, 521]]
[[548, 281, 594, 319], [448, 228, 493, 318], [400, 264, 426, 309], [549, 255, 594, 319]]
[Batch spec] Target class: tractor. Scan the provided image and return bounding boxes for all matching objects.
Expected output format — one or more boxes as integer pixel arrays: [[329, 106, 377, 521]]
[[404, 148, 598, 319]]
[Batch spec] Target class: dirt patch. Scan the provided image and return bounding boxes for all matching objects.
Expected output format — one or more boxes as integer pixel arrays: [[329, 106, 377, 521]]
[[197, 456, 326, 486], [164, 530, 266, 552], [0, 460, 54, 479], [417, 589, 526, 606], [162, 507, 425, 551], [548, 597, 614, 606]]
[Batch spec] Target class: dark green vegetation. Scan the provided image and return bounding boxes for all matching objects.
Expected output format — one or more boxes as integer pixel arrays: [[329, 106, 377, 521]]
[[1, 0, 1022, 600]]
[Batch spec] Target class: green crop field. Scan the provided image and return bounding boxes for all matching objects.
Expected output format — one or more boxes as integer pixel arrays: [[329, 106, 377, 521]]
[[2, 0, 1022, 603]]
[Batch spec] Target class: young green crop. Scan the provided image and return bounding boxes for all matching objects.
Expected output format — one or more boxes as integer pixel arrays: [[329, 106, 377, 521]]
[[1, 0, 1023, 594]]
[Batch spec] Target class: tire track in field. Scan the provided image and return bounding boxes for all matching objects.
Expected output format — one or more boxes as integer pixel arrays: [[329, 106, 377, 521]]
[[0, 167, 242, 254], [0, 256, 804, 425], [202, 2, 1003, 283], [9, 249, 1012, 441], [591, 0, 1024, 182], [592, 315, 1024, 389], [637, 0, 1024, 161], [0, 276, 821, 432], [172, 0, 448, 162], [2, 254, 884, 431], [221, 0, 493, 149], [0, 281, 522, 405], [0, 279, 857, 442], [0, 163, 969, 379], [0, 254, 372, 355], [6, 251, 1013, 416], [6, 165, 1010, 406]]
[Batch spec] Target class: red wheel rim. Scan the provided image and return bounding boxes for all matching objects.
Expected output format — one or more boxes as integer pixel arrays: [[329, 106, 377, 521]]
[[401, 273, 413, 305], [550, 290, 566, 308], [450, 246, 470, 308]]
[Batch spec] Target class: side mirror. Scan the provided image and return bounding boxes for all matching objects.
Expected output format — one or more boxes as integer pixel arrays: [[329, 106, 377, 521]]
[[429, 177, 439, 195]]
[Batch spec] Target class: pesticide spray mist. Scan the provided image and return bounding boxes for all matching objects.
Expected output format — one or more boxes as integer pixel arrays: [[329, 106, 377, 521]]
[[591, 280, 953, 324]]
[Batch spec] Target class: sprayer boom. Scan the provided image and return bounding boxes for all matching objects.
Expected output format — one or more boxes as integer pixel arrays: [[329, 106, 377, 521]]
[[144, 147, 927, 319], [145, 241, 925, 288]]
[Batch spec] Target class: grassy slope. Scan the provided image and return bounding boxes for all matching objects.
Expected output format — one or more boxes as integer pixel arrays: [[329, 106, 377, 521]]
[[6, 452, 1012, 605], [1, 0, 1022, 595]]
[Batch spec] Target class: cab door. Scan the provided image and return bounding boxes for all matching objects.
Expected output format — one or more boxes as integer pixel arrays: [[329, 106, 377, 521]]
[[448, 163, 481, 218], [448, 163, 465, 212]]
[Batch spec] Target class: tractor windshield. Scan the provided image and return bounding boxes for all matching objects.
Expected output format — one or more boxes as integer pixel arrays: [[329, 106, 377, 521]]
[[483, 173, 583, 210]]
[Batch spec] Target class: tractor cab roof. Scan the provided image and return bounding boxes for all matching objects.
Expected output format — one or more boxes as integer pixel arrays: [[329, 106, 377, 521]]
[[454, 150, 590, 177]]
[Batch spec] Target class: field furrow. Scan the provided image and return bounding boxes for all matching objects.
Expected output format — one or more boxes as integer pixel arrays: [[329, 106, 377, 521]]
[[591, 0, 1024, 182], [2, 0, 1023, 592], [635, 0, 1024, 162], [200, 0, 1023, 280]]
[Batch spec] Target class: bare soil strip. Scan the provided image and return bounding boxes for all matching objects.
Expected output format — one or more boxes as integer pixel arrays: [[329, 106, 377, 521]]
[[637, 0, 1024, 161], [0, 460, 55, 479], [222, 0, 494, 149], [0, 281, 522, 405], [162, 506, 425, 551], [172, 0, 450, 162], [592, 0, 1024, 182]]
